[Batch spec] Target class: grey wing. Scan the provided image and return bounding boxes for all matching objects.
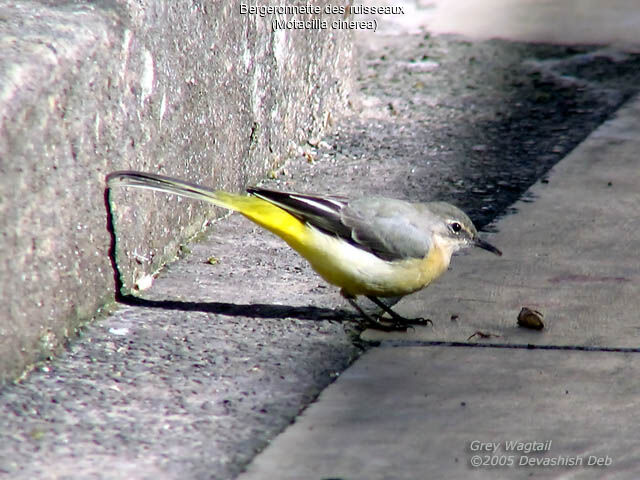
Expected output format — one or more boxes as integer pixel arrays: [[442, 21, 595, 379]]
[[246, 187, 353, 238], [247, 188, 432, 261], [341, 197, 433, 261]]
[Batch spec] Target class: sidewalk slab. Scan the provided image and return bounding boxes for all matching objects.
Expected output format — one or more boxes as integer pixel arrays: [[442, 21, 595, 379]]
[[238, 345, 639, 480], [363, 94, 640, 348]]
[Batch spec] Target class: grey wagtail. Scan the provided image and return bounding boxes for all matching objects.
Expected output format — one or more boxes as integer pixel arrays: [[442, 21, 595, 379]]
[[107, 171, 502, 330]]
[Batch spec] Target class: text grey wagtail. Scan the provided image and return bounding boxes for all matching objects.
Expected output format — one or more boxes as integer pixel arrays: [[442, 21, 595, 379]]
[[107, 171, 502, 330]]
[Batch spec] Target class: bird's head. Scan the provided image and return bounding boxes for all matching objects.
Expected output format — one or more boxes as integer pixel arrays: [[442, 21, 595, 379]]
[[426, 202, 502, 256]]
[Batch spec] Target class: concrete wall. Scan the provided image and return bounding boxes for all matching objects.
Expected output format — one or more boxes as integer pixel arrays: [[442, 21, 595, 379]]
[[0, 0, 353, 383]]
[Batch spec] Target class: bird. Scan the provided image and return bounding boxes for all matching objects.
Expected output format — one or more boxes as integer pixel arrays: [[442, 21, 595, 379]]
[[106, 171, 502, 330]]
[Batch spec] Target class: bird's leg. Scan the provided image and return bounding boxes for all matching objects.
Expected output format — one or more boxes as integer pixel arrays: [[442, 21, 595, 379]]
[[341, 292, 408, 331], [366, 295, 432, 327]]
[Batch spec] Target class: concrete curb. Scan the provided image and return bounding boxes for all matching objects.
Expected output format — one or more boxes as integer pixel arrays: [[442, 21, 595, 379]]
[[0, 1, 353, 383]]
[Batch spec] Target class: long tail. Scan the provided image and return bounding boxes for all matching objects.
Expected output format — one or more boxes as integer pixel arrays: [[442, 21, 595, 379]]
[[106, 171, 310, 250], [106, 171, 245, 210]]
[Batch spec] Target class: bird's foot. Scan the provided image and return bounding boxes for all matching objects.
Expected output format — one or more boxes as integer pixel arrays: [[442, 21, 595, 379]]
[[363, 318, 410, 332], [363, 315, 432, 331], [365, 295, 433, 328], [343, 294, 433, 331], [395, 315, 433, 327], [467, 331, 501, 341]]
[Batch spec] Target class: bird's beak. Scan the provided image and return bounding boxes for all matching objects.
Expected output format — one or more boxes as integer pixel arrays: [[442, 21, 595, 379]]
[[474, 237, 502, 256]]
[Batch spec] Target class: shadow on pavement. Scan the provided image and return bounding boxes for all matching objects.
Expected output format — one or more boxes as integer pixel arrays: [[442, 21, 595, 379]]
[[115, 294, 355, 323]]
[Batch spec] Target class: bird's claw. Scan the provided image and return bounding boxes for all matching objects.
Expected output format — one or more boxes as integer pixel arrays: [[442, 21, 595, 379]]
[[467, 331, 501, 341], [365, 319, 409, 332], [405, 316, 433, 327], [363, 316, 432, 331]]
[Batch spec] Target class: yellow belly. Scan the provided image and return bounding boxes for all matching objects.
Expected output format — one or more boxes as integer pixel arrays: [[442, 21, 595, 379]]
[[296, 227, 451, 298], [233, 196, 451, 298]]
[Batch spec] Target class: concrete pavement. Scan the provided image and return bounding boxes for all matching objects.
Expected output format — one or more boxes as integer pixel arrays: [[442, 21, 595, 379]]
[[239, 347, 638, 479], [8, 30, 637, 478], [2, 1, 640, 478], [237, 93, 640, 478], [239, 4, 640, 477], [365, 94, 640, 348]]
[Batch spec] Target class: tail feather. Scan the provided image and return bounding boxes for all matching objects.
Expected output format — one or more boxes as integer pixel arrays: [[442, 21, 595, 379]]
[[106, 171, 243, 211], [106, 170, 310, 250]]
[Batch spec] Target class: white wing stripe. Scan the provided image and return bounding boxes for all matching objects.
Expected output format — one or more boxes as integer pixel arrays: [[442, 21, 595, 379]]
[[289, 195, 340, 216]]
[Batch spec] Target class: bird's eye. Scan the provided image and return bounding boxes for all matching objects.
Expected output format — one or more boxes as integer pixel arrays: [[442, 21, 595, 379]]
[[450, 222, 462, 234]]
